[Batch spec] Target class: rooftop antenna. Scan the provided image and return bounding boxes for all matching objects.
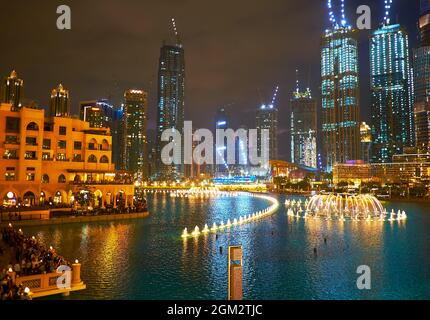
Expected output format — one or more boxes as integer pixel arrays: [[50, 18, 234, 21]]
[[307, 65, 311, 91], [271, 85, 279, 106], [383, 0, 393, 25]]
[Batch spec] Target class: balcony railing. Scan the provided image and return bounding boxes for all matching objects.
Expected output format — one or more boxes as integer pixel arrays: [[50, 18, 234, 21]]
[[69, 180, 134, 186]]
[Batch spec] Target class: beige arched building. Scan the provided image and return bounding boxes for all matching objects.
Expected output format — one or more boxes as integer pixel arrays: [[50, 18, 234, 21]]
[[0, 103, 134, 208]]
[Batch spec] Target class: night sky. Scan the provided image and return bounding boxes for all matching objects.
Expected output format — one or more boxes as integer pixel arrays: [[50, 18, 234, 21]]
[[0, 0, 420, 160]]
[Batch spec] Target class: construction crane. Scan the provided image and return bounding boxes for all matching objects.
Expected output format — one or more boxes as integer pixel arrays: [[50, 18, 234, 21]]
[[326, 0, 350, 27], [271, 86, 279, 106], [171, 18, 182, 46]]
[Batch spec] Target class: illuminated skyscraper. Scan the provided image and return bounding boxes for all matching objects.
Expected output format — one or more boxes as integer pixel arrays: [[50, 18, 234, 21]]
[[80, 99, 114, 129], [155, 38, 185, 180], [1, 70, 23, 108], [414, 0, 430, 152], [370, 22, 415, 163], [112, 106, 123, 170], [121, 90, 148, 180], [291, 82, 317, 168], [49, 84, 70, 117], [256, 104, 278, 161], [360, 122, 372, 163], [321, 1, 360, 171], [215, 107, 229, 176]]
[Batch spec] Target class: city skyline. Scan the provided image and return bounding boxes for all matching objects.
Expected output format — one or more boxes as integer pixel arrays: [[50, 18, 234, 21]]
[[0, 0, 419, 161]]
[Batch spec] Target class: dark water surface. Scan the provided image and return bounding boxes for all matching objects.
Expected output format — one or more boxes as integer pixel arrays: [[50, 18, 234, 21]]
[[24, 194, 430, 300]]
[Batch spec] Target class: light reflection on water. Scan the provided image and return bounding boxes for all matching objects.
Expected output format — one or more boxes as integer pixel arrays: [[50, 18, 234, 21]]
[[25, 194, 430, 300]]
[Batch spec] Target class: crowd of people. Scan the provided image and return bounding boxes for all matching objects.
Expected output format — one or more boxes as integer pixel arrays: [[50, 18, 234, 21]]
[[1, 225, 72, 300]]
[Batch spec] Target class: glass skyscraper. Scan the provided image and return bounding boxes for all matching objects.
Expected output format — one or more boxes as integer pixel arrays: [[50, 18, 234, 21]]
[[256, 104, 278, 162], [370, 23, 415, 162], [215, 107, 229, 177], [290, 88, 317, 168], [321, 25, 360, 171], [155, 42, 185, 180], [121, 89, 148, 180], [80, 99, 114, 129], [414, 0, 430, 152]]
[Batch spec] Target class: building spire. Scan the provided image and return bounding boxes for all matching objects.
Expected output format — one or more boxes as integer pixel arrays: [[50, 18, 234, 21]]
[[295, 68, 300, 93]]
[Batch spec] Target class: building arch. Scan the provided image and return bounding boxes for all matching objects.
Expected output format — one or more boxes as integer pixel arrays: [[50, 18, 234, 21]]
[[53, 190, 67, 204], [88, 138, 98, 150], [88, 155, 98, 163], [2, 191, 18, 207], [23, 191, 36, 206], [58, 174, 66, 183], [101, 139, 110, 151], [26, 122, 39, 131], [42, 174, 50, 184], [100, 155, 109, 163]]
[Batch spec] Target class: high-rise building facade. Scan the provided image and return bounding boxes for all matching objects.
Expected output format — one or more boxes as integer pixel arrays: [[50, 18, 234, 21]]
[[256, 104, 278, 161], [215, 107, 229, 176], [414, 0, 430, 152], [80, 99, 114, 129], [419, 0, 430, 46], [290, 88, 317, 168], [49, 84, 70, 117], [360, 122, 372, 163], [2, 70, 23, 109], [121, 90, 148, 180], [370, 23, 415, 163], [155, 42, 185, 180], [112, 106, 123, 170], [321, 24, 360, 172]]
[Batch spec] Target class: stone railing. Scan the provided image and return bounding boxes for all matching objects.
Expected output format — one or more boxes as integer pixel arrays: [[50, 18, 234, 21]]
[[7, 262, 85, 298]]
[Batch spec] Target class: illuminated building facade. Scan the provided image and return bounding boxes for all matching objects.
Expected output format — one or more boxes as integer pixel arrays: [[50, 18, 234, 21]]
[[333, 161, 371, 185], [121, 90, 148, 180], [321, 25, 360, 171], [80, 99, 114, 129], [112, 107, 123, 170], [334, 153, 430, 187], [370, 23, 415, 163], [49, 84, 70, 117], [0, 102, 134, 207], [414, 0, 430, 153], [1, 70, 23, 109], [290, 88, 317, 168], [360, 122, 372, 163], [215, 107, 229, 176], [155, 42, 185, 180], [256, 104, 278, 162]]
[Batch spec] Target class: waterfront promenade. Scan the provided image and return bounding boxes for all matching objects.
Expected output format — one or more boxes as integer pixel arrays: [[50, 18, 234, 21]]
[[0, 206, 150, 228], [1, 225, 85, 299]]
